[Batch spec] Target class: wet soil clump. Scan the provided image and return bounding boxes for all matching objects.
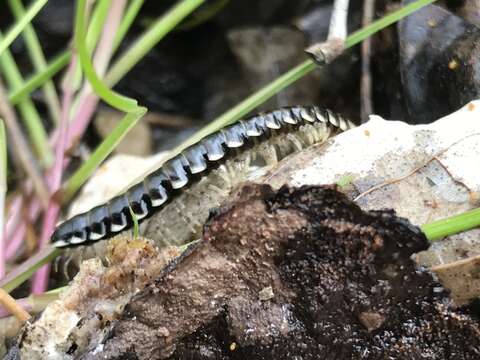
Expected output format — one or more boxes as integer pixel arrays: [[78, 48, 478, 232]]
[[79, 184, 480, 359]]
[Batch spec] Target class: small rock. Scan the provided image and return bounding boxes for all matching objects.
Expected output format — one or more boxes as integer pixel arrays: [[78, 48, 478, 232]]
[[358, 311, 386, 332], [258, 286, 274, 301]]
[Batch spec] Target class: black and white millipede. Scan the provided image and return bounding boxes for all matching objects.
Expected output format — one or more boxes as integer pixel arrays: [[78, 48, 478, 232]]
[[51, 106, 354, 248]]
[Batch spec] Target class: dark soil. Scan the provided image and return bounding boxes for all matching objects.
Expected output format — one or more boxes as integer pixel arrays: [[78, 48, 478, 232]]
[[77, 184, 480, 359]]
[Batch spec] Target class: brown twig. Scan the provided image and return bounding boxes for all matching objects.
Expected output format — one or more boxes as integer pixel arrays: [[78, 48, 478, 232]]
[[305, 0, 350, 65], [0, 288, 30, 322], [361, 0, 375, 123], [0, 78, 50, 209]]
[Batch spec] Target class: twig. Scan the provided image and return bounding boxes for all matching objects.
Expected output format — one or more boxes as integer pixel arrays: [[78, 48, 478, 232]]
[[304, 0, 350, 72], [0, 78, 50, 209], [354, 159, 433, 202], [0, 297, 31, 319], [361, 0, 375, 123], [0, 288, 62, 319], [0, 288, 30, 322]]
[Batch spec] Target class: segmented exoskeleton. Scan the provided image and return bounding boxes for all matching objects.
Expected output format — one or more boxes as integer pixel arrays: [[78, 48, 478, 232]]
[[52, 106, 354, 248]]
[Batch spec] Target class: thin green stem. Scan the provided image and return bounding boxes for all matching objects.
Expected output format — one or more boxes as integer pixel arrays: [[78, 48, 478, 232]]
[[0, 246, 60, 294], [130, 207, 140, 238], [62, 108, 146, 201], [105, 0, 206, 87], [71, 0, 112, 93], [112, 0, 145, 53], [422, 207, 480, 241], [177, 0, 229, 31], [8, 0, 62, 125], [345, 0, 436, 48], [86, 0, 112, 53], [8, 50, 71, 105], [0, 32, 53, 166], [75, 0, 137, 112], [0, 0, 47, 57]]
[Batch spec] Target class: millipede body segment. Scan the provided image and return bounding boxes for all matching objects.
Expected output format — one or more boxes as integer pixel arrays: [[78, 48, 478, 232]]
[[52, 106, 354, 248]]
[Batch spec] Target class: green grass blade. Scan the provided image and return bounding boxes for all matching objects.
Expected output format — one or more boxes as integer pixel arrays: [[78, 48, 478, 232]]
[[346, 0, 436, 48], [0, 246, 60, 293], [8, 50, 71, 105], [62, 108, 146, 201], [71, 0, 113, 92], [0, 0, 47, 57], [170, 0, 437, 155], [112, 0, 145, 53], [129, 207, 140, 237], [105, 0, 206, 87], [8, 0, 62, 125], [0, 32, 53, 166], [422, 207, 480, 241], [75, 0, 137, 112], [86, 0, 113, 52], [177, 0, 229, 31]]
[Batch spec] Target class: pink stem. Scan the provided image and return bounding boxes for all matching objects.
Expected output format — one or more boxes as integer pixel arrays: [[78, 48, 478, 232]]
[[31, 58, 76, 294], [31, 0, 126, 293], [5, 197, 41, 260], [5, 1, 126, 281], [5, 196, 22, 239], [6, 224, 25, 260], [0, 218, 5, 278]]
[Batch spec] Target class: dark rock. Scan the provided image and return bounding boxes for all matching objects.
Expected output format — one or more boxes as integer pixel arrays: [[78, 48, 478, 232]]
[[77, 184, 480, 359], [399, 2, 480, 123]]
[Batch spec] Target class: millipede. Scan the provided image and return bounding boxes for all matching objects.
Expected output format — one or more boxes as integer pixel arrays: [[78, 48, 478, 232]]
[[51, 106, 354, 249]]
